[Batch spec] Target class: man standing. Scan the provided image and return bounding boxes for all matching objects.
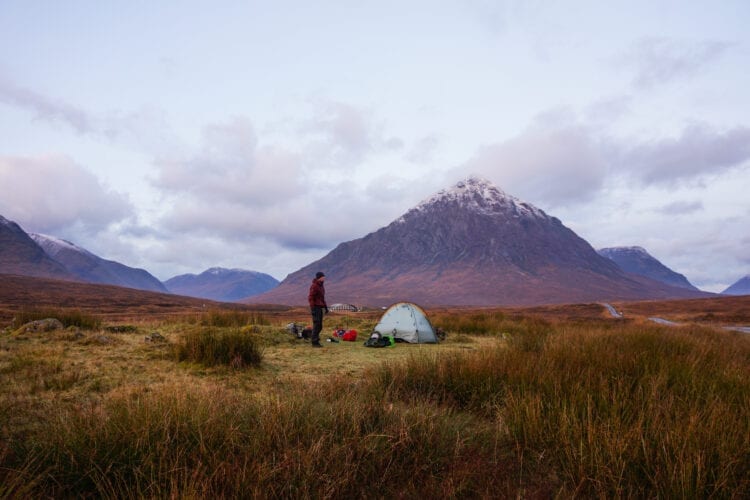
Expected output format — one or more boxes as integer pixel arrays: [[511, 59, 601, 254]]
[[308, 271, 328, 348]]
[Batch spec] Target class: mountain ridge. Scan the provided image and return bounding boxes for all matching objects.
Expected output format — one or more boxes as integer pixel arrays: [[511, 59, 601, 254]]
[[30, 233, 168, 293], [0, 216, 76, 281], [722, 275, 750, 295], [249, 177, 708, 306], [165, 267, 279, 302], [597, 246, 699, 291]]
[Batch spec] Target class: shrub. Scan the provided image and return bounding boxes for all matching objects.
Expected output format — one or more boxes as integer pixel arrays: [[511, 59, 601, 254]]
[[175, 327, 263, 368]]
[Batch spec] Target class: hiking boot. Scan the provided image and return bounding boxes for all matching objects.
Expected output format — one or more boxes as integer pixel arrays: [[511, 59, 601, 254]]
[[311, 342, 323, 348]]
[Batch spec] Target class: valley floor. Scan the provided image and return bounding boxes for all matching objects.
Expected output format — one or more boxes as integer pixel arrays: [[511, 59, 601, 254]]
[[1, 296, 749, 497]]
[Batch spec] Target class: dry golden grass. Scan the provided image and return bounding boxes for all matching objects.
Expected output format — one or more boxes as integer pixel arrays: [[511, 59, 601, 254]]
[[1, 277, 749, 497]]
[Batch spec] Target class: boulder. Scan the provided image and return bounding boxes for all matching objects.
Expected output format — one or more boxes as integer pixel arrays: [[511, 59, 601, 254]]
[[14, 318, 64, 334]]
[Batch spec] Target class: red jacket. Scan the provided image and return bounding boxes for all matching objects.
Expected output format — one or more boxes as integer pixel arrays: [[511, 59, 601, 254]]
[[308, 278, 327, 307]]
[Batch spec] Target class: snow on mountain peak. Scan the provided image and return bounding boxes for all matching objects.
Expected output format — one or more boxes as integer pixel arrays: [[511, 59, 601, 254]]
[[625, 246, 648, 253], [30, 233, 94, 257], [0, 215, 23, 232], [400, 176, 547, 222], [204, 267, 255, 276], [602, 246, 648, 254]]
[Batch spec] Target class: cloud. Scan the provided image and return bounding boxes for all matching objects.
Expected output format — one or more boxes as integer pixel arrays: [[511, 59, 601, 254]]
[[101, 106, 183, 157], [406, 134, 441, 164], [622, 38, 732, 90], [0, 74, 181, 158], [452, 106, 750, 210], [619, 123, 750, 185], [655, 200, 703, 215], [0, 155, 133, 234], [0, 75, 92, 133], [665, 218, 750, 290], [458, 113, 608, 206], [154, 117, 305, 207], [156, 176, 412, 252], [584, 95, 633, 126], [301, 99, 403, 168], [152, 116, 414, 251]]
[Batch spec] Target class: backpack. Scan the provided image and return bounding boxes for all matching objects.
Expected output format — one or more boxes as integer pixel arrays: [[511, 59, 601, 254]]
[[364, 331, 392, 348]]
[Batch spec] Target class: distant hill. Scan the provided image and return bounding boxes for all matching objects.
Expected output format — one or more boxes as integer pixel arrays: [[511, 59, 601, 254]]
[[31, 233, 167, 293], [250, 177, 708, 307], [165, 267, 279, 302], [722, 275, 750, 295], [0, 215, 75, 280], [597, 246, 699, 291], [0, 273, 286, 325]]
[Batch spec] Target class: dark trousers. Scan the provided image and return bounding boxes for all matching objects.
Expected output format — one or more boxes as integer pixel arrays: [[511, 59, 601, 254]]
[[311, 306, 324, 344]]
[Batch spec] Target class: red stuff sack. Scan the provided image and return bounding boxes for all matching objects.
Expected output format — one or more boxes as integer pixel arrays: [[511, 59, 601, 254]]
[[342, 329, 358, 341]]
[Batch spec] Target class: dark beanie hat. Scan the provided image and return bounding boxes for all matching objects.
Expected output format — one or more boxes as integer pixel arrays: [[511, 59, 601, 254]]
[[315, 271, 325, 279]]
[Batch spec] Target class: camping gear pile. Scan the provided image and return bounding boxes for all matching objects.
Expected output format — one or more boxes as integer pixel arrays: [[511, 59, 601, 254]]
[[333, 327, 358, 341], [286, 322, 312, 340], [286, 302, 440, 347], [364, 331, 395, 348]]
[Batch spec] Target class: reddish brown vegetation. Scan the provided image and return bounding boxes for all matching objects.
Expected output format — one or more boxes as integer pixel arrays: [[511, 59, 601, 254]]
[[4, 273, 747, 331], [613, 295, 750, 324], [0, 274, 289, 325]]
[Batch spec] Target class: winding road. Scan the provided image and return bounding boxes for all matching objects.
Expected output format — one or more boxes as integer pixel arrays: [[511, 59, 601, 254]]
[[600, 303, 749, 333], [600, 303, 622, 318]]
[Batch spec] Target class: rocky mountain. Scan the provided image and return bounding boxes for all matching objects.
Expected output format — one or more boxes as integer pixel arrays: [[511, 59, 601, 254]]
[[30, 233, 167, 293], [722, 275, 750, 295], [597, 246, 699, 291], [0, 215, 75, 280], [165, 267, 279, 302], [249, 177, 708, 307]]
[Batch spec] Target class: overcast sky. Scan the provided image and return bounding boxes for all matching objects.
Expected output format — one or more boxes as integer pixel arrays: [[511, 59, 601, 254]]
[[1, 1, 748, 292]]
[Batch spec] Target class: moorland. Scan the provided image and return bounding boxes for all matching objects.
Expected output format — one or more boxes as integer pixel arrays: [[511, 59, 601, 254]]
[[1, 275, 749, 498]]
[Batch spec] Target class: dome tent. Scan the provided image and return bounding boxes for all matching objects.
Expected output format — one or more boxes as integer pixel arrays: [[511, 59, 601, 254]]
[[372, 302, 438, 343]]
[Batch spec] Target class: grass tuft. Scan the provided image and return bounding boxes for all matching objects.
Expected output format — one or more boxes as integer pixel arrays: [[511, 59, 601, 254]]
[[175, 327, 263, 368], [195, 309, 270, 327]]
